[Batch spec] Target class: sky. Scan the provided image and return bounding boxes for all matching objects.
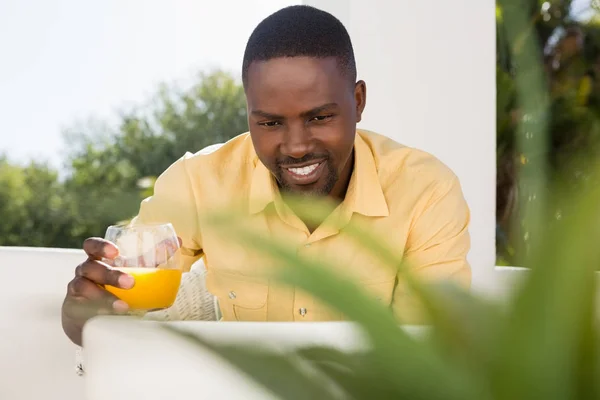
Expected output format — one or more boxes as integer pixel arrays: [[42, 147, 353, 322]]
[[0, 0, 593, 169], [0, 0, 298, 168]]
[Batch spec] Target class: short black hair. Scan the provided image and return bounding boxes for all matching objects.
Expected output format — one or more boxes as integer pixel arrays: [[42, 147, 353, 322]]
[[242, 5, 357, 88]]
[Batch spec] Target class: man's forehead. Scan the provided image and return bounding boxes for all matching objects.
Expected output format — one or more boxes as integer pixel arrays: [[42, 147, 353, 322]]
[[245, 57, 347, 113], [247, 57, 343, 92]]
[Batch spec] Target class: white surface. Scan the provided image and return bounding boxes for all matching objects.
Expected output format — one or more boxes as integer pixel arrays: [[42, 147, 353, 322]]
[[303, 0, 497, 292], [83, 318, 428, 400], [0, 247, 85, 400]]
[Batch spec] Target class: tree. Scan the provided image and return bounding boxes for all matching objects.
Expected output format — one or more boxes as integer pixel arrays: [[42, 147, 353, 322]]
[[0, 70, 248, 248], [0, 157, 77, 247], [61, 70, 248, 240], [496, 0, 600, 265]]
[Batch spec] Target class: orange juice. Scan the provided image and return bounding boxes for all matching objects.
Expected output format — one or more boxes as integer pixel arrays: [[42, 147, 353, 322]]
[[105, 268, 182, 310]]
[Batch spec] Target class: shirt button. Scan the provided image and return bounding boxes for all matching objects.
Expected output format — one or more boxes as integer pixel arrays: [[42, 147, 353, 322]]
[[228, 291, 237, 300], [299, 307, 307, 317], [304, 243, 311, 248]]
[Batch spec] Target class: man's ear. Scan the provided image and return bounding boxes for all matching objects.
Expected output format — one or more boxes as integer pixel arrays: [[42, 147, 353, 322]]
[[354, 80, 367, 122]]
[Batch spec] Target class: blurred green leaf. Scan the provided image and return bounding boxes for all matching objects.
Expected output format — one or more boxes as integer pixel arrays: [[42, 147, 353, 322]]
[[164, 325, 342, 400], [492, 172, 600, 400], [202, 207, 487, 400], [296, 347, 399, 400]]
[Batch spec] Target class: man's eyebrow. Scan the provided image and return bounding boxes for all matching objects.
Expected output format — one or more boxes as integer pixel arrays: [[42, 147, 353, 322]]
[[250, 103, 340, 120], [250, 110, 284, 119], [300, 103, 339, 117]]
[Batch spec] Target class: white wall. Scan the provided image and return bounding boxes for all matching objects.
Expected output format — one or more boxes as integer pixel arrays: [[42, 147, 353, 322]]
[[303, 0, 497, 291], [0, 247, 84, 400]]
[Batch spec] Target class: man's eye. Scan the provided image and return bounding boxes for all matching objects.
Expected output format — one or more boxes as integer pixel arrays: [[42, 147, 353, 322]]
[[259, 121, 281, 127], [311, 115, 333, 122]]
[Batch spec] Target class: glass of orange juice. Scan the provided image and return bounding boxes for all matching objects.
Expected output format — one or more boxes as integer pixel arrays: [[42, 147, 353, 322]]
[[103, 223, 183, 311]]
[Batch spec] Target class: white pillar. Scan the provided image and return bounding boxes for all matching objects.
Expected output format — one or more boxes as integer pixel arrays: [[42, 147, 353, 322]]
[[304, 0, 497, 291]]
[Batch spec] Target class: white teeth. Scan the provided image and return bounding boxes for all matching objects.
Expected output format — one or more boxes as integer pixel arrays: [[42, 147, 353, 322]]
[[287, 163, 320, 176]]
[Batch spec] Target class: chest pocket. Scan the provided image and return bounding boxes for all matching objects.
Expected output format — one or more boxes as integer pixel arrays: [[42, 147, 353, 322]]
[[205, 270, 269, 321]]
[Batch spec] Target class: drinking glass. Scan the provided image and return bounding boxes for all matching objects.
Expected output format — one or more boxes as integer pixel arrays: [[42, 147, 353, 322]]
[[103, 223, 182, 311]]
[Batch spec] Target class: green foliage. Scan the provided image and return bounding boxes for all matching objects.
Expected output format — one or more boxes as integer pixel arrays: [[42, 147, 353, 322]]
[[0, 70, 247, 247], [0, 157, 75, 247], [496, 0, 600, 265], [166, 165, 600, 399]]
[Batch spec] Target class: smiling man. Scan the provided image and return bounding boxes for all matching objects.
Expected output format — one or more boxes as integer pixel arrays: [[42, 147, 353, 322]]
[[62, 5, 471, 346]]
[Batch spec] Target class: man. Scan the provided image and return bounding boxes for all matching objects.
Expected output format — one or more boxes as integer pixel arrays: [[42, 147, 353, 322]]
[[62, 5, 471, 346]]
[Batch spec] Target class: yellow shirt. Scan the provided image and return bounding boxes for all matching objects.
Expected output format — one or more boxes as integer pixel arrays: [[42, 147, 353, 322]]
[[134, 129, 471, 323]]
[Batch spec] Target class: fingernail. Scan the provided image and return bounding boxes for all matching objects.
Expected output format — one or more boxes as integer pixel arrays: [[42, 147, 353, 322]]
[[118, 274, 135, 289], [112, 300, 129, 313], [103, 245, 118, 259]]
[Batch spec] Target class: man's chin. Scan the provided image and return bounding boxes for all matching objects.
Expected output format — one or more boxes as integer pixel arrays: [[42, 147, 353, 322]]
[[276, 170, 336, 199], [281, 182, 329, 198]]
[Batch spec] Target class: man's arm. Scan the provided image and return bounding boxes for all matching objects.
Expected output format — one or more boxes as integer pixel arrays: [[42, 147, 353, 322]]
[[66, 152, 206, 373], [392, 175, 471, 323]]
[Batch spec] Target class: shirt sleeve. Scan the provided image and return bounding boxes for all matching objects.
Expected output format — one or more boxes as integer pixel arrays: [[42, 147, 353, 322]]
[[392, 175, 472, 323], [131, 154, 203, 272]]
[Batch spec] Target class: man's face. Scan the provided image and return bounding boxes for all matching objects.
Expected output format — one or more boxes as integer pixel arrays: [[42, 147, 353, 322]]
[[245, 56, 366, 198]]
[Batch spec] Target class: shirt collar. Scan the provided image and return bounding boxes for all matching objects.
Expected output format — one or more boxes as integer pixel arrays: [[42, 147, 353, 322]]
[[248, 131, 389, 218], [343, 132, 389, 217], [248, 158, 278, 214]]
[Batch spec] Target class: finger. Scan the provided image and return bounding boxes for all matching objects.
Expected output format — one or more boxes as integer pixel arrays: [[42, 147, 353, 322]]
[[121, 237, 181, 267], [152, 238, 180, 265], [64, 295, 129, 321], [64, 279, 129, 319], [67, 276, 111, 300], [83, 237, 119, 260], [75, 259, 134, 289]]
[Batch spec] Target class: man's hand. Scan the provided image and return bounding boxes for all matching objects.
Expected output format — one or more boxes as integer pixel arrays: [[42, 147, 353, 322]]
[[61, 238, 134, 346]]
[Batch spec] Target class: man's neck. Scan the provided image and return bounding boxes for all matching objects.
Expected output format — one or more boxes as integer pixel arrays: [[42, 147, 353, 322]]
[[329, 150, 355, 203]]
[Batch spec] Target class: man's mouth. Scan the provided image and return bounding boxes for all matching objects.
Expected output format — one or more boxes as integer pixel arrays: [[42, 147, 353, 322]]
[[287, 162, 320, 176], [281, 161, 326, 186]]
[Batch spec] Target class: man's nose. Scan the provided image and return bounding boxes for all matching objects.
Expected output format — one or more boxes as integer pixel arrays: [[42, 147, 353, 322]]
[[280, 123, 313, 159]]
